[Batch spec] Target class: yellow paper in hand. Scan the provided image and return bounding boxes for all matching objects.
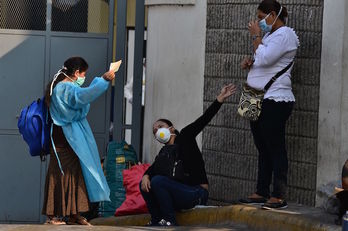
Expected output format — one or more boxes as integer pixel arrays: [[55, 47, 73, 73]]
[[109, 60, 122, 73]]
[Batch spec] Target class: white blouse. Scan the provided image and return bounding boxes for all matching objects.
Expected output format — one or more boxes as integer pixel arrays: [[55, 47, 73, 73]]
[[247, 26, 299, 102]]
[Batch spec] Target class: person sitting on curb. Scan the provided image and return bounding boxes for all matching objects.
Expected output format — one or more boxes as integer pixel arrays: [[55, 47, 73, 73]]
[[140, 84, 237, 226]]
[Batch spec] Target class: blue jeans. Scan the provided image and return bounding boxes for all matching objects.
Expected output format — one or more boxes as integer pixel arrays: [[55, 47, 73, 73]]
[[139, 175, 208, 224]]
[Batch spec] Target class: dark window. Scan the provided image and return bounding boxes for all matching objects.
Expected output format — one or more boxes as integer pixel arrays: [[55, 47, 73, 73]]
[[0, 0, 46, 30], [52, 0, 88, 32]]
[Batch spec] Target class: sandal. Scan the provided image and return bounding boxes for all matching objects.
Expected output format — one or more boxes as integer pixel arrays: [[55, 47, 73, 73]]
[[239, 197, 267, 205], [239, 193, 267, 205], [67, 215, 92, 226], [262, 199, 288, 210], [44, 216, 66, 225]]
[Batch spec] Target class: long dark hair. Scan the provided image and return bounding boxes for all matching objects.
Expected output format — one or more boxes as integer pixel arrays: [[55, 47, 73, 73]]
[[157, 118, 180, 136], [258, 0, 288, 23], [45, 57, 88, 107]]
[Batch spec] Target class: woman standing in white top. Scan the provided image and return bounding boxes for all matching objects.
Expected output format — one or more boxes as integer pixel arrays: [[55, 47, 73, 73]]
[[239, 0, 299, 209]]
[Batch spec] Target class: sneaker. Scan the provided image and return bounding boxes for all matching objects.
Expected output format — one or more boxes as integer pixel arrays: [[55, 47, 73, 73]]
[[262, 200, 288, 210], [239, 197, 267, 205], [158, 219, 176, 226]]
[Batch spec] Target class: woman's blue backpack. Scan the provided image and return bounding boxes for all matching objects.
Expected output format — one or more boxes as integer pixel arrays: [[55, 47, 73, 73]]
[[17, 97, 50, 161]]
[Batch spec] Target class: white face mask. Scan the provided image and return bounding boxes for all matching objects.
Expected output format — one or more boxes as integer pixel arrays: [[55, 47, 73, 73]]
[[155, 127, 175, 144]]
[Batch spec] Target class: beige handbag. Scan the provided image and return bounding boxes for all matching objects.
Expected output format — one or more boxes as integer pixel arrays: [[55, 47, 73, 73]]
[[237, 62, 293, 121], [238, 84, 265, 121]]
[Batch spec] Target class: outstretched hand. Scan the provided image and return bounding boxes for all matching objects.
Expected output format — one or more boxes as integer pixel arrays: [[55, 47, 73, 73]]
[[102, 70, 115, 82], [217, 83, 237, 103]]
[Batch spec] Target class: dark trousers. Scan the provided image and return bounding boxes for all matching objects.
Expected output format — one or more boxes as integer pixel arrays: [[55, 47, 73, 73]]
[[250, 99, 294, 199], [140, 175, 208, 224]]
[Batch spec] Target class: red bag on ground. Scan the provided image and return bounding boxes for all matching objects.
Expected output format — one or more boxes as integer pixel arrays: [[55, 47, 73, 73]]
[[115, 163, 150, 216]]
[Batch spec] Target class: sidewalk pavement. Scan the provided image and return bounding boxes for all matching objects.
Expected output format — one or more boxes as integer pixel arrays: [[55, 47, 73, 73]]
[[0, 224, 253, 231], [90, 203, 341, 231]]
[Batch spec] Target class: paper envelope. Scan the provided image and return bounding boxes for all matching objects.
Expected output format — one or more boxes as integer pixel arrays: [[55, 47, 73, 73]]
[[109, 60, 122, 73]]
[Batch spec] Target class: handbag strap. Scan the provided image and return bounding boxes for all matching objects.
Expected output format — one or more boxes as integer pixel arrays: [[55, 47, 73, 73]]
[[264, 61, 294, 91]]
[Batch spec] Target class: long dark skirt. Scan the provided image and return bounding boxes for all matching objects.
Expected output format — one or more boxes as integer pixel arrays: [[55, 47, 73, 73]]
[[42, 125, 89, 217]]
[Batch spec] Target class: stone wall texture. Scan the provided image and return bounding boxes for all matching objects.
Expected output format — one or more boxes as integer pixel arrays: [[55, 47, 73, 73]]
[[204, 0, 323, 206]]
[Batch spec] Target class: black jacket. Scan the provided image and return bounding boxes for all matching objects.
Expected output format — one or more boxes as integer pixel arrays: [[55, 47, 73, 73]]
[[145, 100, 222, 186]]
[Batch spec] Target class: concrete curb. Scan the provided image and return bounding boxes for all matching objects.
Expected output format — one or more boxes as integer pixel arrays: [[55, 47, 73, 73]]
[[90, 205, 340, 231]]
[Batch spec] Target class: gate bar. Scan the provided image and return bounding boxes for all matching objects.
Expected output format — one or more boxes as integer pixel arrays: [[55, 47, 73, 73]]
[[131, 0, 145, 160], [113, 0, 127, 142]]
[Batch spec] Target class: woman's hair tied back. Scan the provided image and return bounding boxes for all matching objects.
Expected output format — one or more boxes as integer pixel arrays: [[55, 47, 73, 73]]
[[258, 0, 288, 23]]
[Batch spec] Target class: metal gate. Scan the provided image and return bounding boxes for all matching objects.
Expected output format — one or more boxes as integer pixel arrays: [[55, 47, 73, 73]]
[[0, 0, 115, 223]]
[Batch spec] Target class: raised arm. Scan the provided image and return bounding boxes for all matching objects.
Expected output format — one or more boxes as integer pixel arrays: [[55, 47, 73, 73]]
[[65, 71, 115, 109], [180, 84, 236, 138]]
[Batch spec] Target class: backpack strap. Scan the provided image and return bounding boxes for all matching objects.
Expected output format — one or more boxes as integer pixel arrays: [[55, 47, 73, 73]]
[[40, 151, 46, 161], [50, 123, 64, 175], [40, 102, 47, 161]]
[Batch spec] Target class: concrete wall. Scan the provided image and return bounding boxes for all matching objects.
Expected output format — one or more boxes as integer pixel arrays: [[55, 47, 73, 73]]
[[204, 0, 323, 206], [143, 0, 207, 162], [316, 0, 348, 206]]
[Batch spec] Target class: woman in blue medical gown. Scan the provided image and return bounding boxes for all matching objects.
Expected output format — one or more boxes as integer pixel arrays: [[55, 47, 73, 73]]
[[41, 57, 114, 225]]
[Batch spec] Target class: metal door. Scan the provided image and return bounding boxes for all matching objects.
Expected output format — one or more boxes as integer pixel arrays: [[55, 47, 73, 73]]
[[0, 0, 114, 223]]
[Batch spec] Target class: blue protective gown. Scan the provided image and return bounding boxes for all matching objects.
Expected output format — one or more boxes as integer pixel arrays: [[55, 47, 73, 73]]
[[50, 77, 110, 202]]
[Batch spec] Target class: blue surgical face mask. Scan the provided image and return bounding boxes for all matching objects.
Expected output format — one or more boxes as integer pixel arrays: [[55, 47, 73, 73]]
[[258, 6, 283, 33], [259, 14, 272, 32]]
